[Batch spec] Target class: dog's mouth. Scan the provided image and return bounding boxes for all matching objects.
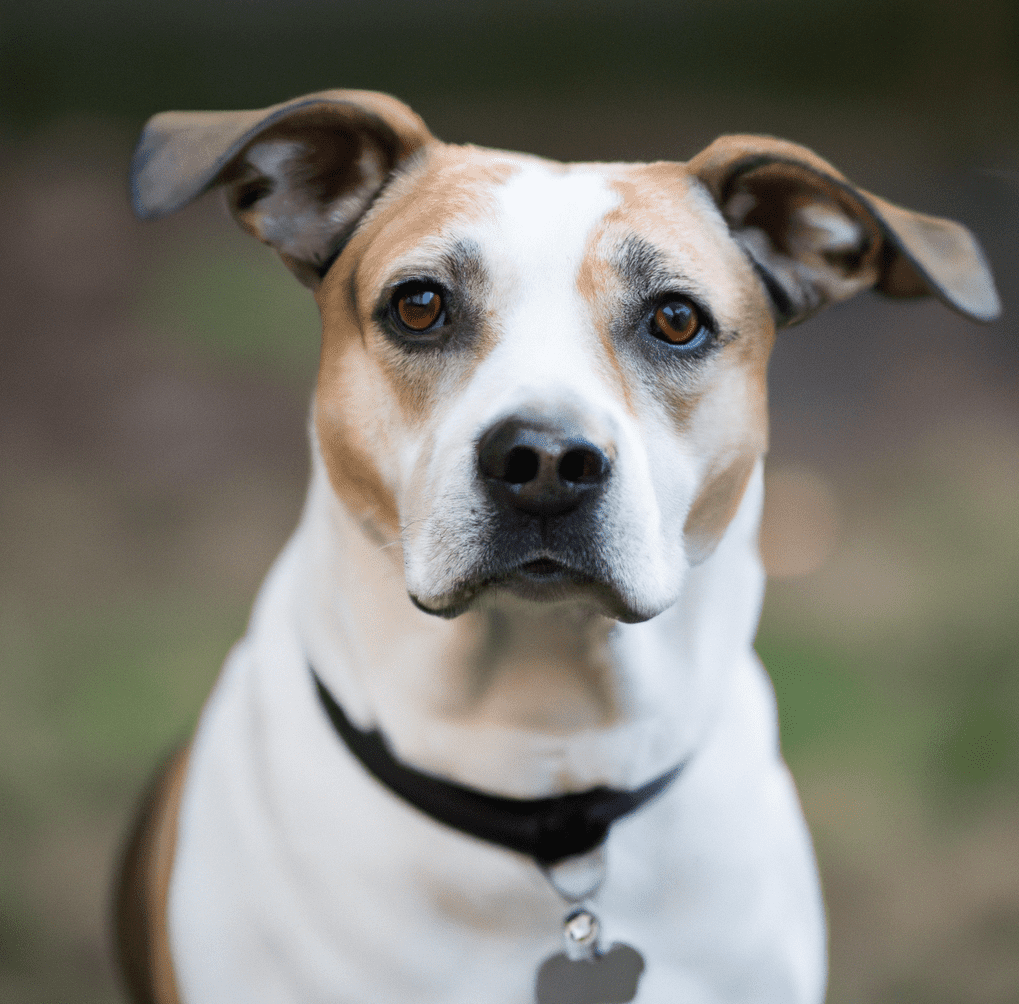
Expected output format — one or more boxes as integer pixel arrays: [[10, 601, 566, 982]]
[[518, 557, 570, 578], [409, 553, 651, 623], [499, 557, 593, 600]]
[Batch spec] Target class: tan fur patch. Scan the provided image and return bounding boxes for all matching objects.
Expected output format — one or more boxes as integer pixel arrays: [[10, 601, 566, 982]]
[[312, 146, 523, 537], [115, 746, 190, 1004], [573, 165, 726, 423], [683, 453, 759, 564], [575, 237, 636, 415], [340, 145, 520, 273], [679, 321, 771, 564], [583, 163, 775, 560], [581, 162, 773, 511], [312, 307, 413, 537]]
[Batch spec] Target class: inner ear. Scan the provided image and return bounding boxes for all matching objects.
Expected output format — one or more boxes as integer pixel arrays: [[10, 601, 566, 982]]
[[721, 163, 882, 325], [221, 115, 404, 287]]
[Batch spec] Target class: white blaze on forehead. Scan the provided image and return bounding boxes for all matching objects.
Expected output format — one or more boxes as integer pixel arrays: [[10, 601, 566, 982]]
[[489, 162, 619, 275], [411, 162, 627, 499], [464, 162, 621, 408]]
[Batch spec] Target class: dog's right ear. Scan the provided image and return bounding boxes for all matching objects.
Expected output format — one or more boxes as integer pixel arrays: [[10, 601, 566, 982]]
[[130, 90, 434, 287]]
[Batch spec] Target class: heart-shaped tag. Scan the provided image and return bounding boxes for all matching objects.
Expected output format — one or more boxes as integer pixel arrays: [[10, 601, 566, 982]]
[[534, 942, 645, 1004]]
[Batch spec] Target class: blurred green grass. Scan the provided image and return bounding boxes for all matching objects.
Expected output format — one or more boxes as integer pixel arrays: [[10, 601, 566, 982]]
[[136, 235, 320, 379], [761, 625, 1019, 802], [0, 595, 245, 1004]]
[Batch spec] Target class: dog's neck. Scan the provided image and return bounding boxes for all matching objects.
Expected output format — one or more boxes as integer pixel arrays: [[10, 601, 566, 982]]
[[296, 455, 767, 797]]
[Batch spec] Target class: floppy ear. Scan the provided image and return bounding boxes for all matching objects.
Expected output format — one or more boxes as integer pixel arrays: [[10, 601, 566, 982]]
[[130, 90, 435, 287], [689, 135, 1000, 325]]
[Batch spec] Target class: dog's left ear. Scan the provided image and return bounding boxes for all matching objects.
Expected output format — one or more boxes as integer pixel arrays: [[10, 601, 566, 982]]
[[690, 135, 1000, 325], [130, 90, 435, 286]]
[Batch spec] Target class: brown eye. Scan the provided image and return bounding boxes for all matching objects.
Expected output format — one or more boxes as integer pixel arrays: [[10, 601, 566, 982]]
[[395, 287, 444, 332], [652, 299, 702, 345]]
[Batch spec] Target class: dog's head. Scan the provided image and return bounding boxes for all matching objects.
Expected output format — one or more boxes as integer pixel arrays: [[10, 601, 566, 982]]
[[132, 90, 999, 624]]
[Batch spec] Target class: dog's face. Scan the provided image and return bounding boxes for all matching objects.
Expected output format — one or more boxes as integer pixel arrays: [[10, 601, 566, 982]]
[[314, 148, 771, 622], [131, 90, 999, 624]]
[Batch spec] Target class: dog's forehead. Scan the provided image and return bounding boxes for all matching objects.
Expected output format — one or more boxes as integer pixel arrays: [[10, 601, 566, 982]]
[[351, 145, 746, 315], [478, 159, 621, 274]]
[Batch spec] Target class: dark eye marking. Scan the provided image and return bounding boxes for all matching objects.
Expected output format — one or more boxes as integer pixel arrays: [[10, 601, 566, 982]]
[[610, 237, 718, 356], [374, 239, 490, 350]]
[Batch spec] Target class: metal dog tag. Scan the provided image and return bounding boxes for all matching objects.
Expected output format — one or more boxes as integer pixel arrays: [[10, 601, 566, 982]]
[[534, 909, 646, 1004]]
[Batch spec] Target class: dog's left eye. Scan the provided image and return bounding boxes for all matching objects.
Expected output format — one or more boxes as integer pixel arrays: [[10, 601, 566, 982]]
[[650, 297, 705, 346], [392, 284, 446, 334]]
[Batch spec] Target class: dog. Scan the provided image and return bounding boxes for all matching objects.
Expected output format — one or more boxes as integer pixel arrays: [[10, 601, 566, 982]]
[[114, 90, 999, 1004]]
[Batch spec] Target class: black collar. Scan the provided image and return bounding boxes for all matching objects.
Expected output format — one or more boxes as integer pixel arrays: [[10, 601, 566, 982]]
[[311, 666, 685, 866]]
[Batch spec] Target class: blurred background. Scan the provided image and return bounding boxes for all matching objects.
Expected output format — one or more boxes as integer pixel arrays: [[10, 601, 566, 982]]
[[1, 1, 1017, 1001]]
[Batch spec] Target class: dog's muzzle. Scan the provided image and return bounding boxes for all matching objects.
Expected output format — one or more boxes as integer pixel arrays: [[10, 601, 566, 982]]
[[410, 414, 643, 620]]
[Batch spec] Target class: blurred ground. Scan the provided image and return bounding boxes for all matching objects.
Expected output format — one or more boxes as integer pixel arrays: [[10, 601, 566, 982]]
[[1, 84, 1018, 1004]]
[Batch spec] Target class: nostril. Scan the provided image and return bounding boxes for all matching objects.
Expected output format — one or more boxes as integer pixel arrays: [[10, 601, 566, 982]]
[[504, 446, 540, 484], [559, 449, 603, 484]]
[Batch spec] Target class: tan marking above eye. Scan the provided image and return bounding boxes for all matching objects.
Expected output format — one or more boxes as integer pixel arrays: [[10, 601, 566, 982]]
[[653, 299, 701, 344], [396, 288, 444, 332]]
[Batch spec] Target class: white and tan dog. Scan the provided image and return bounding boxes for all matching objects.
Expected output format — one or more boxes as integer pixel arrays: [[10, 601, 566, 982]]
[[115, 90, 999, 1004]]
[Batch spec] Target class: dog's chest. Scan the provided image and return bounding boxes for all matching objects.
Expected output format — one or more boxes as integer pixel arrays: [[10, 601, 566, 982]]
[[166, 573, 824, 1004]]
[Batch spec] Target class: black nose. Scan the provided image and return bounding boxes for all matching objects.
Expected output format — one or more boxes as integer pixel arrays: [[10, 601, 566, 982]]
[[477, 417, 611, 517]]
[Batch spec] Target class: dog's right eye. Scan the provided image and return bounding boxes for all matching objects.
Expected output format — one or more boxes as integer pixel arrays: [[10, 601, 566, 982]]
[[392, 284, 446, 334]]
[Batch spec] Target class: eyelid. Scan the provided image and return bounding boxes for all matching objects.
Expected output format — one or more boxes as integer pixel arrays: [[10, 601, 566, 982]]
[[380, 275, 445, 308], [384, 267, 453, 292]]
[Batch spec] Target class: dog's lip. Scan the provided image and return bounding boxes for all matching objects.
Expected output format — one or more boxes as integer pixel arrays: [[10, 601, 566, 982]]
[[411, 556, 591, 616], [497, 553, 593, 586], [410, 554, 653, 623]]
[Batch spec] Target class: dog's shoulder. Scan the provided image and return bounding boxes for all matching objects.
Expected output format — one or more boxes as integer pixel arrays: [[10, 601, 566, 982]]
[[114, 745, 190, 1004]]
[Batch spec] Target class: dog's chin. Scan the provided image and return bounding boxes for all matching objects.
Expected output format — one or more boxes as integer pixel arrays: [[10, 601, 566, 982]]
[[409, 559, 661, 624]]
